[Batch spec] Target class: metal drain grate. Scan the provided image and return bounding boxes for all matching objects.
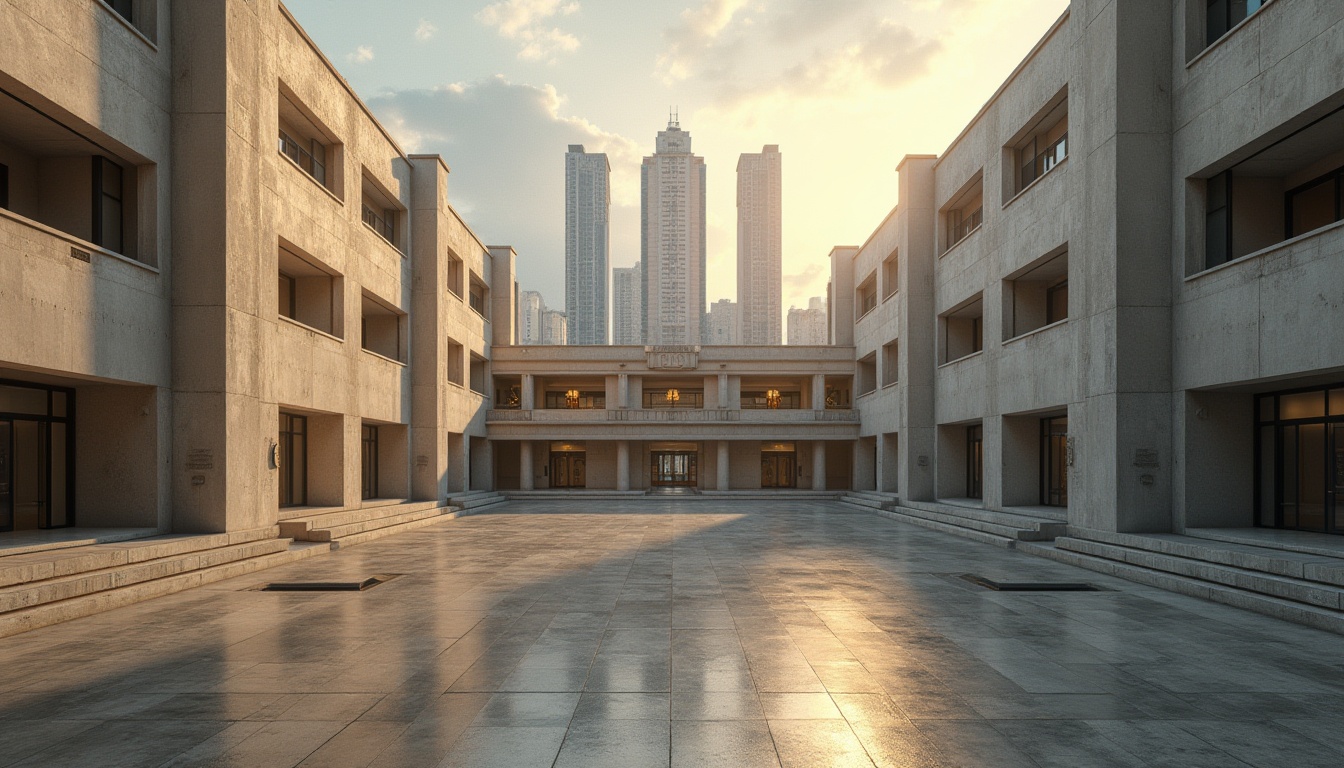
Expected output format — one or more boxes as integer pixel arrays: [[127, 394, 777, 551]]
[[257, 574, 400, 592], [962, 574, 1099, 592]]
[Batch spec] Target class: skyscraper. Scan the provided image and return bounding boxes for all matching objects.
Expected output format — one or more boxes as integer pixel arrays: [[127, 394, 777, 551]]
[[641, 116, 706, 346], [565, 145, 610, 345], [612, 262, 644, 345], [541, 309, 568, 345], [706, 299, 738, 345], [519, 290, 545, 344], [737, 145, 782, 345], [787, 297, 828, 345]]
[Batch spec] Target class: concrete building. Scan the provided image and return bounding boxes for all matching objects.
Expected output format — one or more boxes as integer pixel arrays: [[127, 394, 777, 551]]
[[564, 145, 610, 345], [641, 117, 707, 346], [788, 297, 828, 346], [0, 0, 512, 620], [706, 299, 739, 345], [737, 145, 782, 345], [612, 262, 644, 345], [519, 290, 545, 344], [541, 309, 568, 346], [488, 346, 858, 492]]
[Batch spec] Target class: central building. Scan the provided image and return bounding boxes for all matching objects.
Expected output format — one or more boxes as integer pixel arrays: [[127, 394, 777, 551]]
[[641, 117, 707, 345]]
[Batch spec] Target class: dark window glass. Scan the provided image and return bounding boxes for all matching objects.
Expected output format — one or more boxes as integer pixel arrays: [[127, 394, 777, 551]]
[[1041, 416, 1068, 507], [110, 0, 133, 23], [278, 272, 295, 319], [967, 424, 983, 499], [970, 316, 983, 353], [0, 163, 8, 210], [1205, 171, 1231, 268], [92, 156, 124, 253], [279, 413, 307, 508], [1208, 0, 1268, 46], [1286, 171, 1342, 239], [1046, 280, 1069, 325], [361, 425, 378, 500]]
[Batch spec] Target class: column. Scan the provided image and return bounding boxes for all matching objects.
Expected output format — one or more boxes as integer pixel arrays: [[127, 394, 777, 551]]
[[718, 374, 729, 409], [813, 441, 827, 490], [717, 440, 730, 490], [617, 440, 630, 491], [618, 373, 629, 409], [519, 440, 534, 490], [521, 374, 535, 410], [812, 373, 826, 410]]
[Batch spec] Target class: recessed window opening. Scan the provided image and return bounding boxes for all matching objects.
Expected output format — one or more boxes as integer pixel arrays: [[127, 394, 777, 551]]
[[278, 89, 339, 195], [824, 376, 853, 409], [469, 275, 488, 317], [361, 172, 400, 250], [361, 424, 378, 500], [882, 250, 899, 299], [644, 388, 704, 409], [469, 354, 488, 395], [446, 250, 463, 298], [545, 388, 605, 409], [1206, 0, 1269, 48], [1255, 384, 1344, 534], [882, 340, 899, 386], [1012, 99, 1068, 195], [856, 352, 877, 396], [278, 245, 341, 337], [856, 271, 878, 318], [742, 389, 801, 409], [943, 174, 984, 252], [91, 156, 123, 253], [941, 295, 984, 363], [279, 412, 307, 508], [360, 291, 404, 362], [1041, 415, 1068, 507], [1005, 250, 1069, 339], [967, 424, 984, 500], [1198, 105, 1344, 271], [445, 337, 464, 386]]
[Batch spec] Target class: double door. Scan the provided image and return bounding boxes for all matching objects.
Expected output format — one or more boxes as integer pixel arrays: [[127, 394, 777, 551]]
[[761, 452, 796, 488], [1269, 421, 1344, 533], [651, 452, 697, 487], [0, 416, 70, 532], [550, 452, 586, 488]]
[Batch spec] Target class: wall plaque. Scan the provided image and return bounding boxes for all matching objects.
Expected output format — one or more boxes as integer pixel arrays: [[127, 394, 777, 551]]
[[646, 345, 700, 370]]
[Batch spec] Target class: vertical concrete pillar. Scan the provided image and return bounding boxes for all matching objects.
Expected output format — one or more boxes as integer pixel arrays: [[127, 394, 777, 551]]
[[519, 441, 534, 490], [812, 374, 826, 410], [617, 441, 630, 491], [618, 374, 629, 408], [521, 374, 535, 410], [718, 374, 729, 408], [717, 441, 730, 490], [813, 441, 827, 491]]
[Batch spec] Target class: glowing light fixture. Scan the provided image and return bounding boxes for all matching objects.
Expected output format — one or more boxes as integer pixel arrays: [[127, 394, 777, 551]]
[[564, 389, 580, 408], [665, 388, 680, 405], [766, 389, 781, 409]]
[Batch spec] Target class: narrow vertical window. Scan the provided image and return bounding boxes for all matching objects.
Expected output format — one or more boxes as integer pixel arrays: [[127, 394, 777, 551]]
[[1204, 171, 1231, 268], [109, 0, 133, 23], [92, 156, 124, 253], [1046, 279, 1069, 325], [0, 163, 8, 210], [361, 425, 378, 500]]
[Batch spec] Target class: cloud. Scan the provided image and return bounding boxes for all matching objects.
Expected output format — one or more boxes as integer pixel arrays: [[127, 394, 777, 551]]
[[656, 0, 941, 105], [365, 77, 641, 309], [476, 0, 582, 62], [414, 19, 437, 41], [346, 45, 374, 63], [783, 262, 828, 298]]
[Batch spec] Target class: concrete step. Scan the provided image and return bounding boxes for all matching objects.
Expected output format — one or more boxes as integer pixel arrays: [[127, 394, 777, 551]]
[[890, 505, 1063, 541], [278, 501, 441, 537], [327, 508, 475, 549], [1052, 537, 1344, 611], [1018, 541, 1344, 636], [452, 492, 508, 510], [0, 538, 295, 614], [867, 508, 1016, 549], [901, 499, 1068, 533], [301, 506, 455, 543], [1063, 530, 1344, 587], [839, 495, 896, 511], [0, 542, 328, 639]]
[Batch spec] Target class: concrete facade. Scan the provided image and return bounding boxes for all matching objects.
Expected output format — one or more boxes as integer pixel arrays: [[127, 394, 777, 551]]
[[737, 145, 782, 345], [0, 0, 511, 538], [705, 299, 739, 345], [564, 145, 609, 346], [787, 297, 828, 346], [611, 261, 643, 345], [834, 1, 1344, 538], [641, 119, 707, 346], [541, 309, 567, 345]]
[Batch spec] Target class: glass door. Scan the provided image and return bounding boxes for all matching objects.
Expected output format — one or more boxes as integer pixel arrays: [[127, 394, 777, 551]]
[[761, 452, 796, 488], [550, 452, 586, 488], [0, 420, 11, 532], [1331, 423, 1344, 533], [966, 424, 983, 499], [651, 452, 697, 486], [1041, 416, 1068, 507]]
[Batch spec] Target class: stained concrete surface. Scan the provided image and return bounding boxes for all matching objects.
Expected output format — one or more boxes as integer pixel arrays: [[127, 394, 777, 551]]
[[2, 500, 1343, 767]]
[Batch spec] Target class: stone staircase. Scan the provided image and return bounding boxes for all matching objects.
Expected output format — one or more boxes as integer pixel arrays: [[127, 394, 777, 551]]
[[838, 490, 899, 511], [447, 490, 508, 512], [1019, 529, 1344, 635], [278, 500, 465, 548], [0, 530, 326, 638], [867, 499, 1068, 548]]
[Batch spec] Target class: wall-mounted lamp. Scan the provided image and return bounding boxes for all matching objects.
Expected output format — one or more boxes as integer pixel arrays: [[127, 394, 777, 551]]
[[765, 389, 781, 409], [564, 389, 580, 408], [665, 388, 680, 404]]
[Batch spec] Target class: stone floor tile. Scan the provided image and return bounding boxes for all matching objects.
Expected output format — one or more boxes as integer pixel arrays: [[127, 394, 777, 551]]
[[671, 720, 781, 767], [553, 718, 670, 768], [573, 692, 671, 721], [760, 691, 845, 720], [435, 726, 567, 768], [671, 689, 765, 720], [470, 691, 580, 727], [767, 718, 876, 767]]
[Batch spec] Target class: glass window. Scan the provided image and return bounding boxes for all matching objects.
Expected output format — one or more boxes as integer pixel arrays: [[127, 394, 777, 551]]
[[1287, 172, 1342, 239], [1258, 395, 1275, 422], [1046, 279, 1069, 325], [1332, 389, 1344, 417], [0, 162, 8, 209], [1280, 391, 1325, 420], [0, 385, 49, 416], [1205, 171, 1231, 268], [1259, 424, 1275, 526], [92, 156, 124, 254]]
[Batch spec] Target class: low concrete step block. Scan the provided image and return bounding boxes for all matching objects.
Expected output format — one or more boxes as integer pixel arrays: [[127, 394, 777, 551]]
[[305, 507, 448, 542], [893, 506, 1040, 540], [872, 509, 1016, 549]]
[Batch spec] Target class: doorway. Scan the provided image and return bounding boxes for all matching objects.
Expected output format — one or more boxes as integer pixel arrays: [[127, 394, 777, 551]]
[[550, 451, 587, 488], [651, 451, 697, 487], [1041, 416, 1068, 507], [361, 424, 378, 500], [0, 381, 74, 532], [966, 424, 983, 499], [1255, 386, 1344, 533], [279, 412, 307, 508], [761, 443, 797, 488]]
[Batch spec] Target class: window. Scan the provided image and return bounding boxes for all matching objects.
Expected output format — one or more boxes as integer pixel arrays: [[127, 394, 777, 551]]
[[882, 340, 899, 386], [360, 292, 405, 362], [469, 355, 488, 395], [278, 244, 341, 337], [1041, 416, 1068, 507], [742, 390, 802, 409], [856, 272, 878, 319], [278, 89, 340, 195], [446, 337, 464, 386], [1011, 101, 1068, 196], [279, 413, 307, 508], [1206, 0, 1268, 47], [545, 390, 606, 409], [0, 163, 8, 209], [644, 389, 704, 409], [446, 250, 463, 298], [943, 175, 983, 252], [824, 378, 852, 409], [108, 0, 134, 23], [857, 353, 877, 396], [941, 295, 983, 363], [469, 276, 488, 316], [1004, 250, 1069, 339], [361, 173, 401, 250], [92, 156, 124, 253], [967, 424, 983, 499], [1195, 106, 1344, 272], [882, 250, 899, 299], [361, 425, 378, 500]]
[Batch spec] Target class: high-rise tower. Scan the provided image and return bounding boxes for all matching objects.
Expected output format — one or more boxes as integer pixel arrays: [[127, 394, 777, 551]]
[[612, 262, 644, 345], [565, 145, 610, 345], [641, 115, 706, 346], [737, 145, 782, 345]]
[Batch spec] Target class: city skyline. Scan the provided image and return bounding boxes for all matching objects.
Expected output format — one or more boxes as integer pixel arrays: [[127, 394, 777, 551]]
[[564, 144, 610, 344]]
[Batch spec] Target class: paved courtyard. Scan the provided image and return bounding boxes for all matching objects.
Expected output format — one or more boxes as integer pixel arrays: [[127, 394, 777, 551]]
[[2, 500, 1344, 767]]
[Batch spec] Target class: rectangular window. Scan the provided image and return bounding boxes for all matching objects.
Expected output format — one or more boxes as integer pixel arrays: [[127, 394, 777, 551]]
[[643, 389, 704, 409], [942, 295, 984, 363], [1005, 251, 1069, 339], [360, 292, 404, 362], [279, 413, 307, 508], [1205, 170, 1232, 268], [278, 128, 326, 187], [109, 0, 133, 23], [741, 391, 802, 409], [856, 272, 878, 318], [1041, 416, 1068, 507], [470, 355, 488, 395], [857, 353, 877, 396], [361, 425, 378, 501], [882, 340, 899, 386], [1206, 0, 1268, 47], [882, 251, 899, 299], [361, 172, 401, 249], [277, 245, 341, 337], [446, 338, 464, 386], [91, 156, 123, 253], [446, 251, 464, 298], [278, 89, 339, 195], [1286, 169, 1344, 240], [943, 175, 984, 252], [546, 390, 607, 409], [967, 424, 983, 499], [278, 272, 295, 320], [0, 163, 8, 209], [469, 277, 488, 316], [1013, 107, 1068, 195]]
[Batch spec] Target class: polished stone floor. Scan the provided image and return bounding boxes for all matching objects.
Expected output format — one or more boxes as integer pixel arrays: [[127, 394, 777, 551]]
[[3, 500, 1344, 767]]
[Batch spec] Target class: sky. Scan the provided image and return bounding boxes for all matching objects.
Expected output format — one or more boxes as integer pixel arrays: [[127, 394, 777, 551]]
[[284, 0, 1070, 319]]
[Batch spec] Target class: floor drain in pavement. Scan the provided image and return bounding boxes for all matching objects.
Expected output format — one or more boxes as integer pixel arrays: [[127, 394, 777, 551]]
[[255, 574, 401, 592], [962, 574, 1099, 591]]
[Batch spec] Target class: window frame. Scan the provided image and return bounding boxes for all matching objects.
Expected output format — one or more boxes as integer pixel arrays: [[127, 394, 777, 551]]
[[91, 156, 124, 254]]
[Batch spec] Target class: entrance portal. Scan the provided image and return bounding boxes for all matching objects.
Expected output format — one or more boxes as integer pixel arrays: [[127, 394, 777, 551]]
[[550, 452, 586, 488], [1255, 385, 1344, 533], [761, 443, 797, 488], [651, 452, 697, 487], [0, 381, 74, 532]]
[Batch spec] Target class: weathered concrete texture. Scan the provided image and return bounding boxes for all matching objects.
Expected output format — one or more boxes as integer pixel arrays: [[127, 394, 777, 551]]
[[4, 501, 1344, 767]]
